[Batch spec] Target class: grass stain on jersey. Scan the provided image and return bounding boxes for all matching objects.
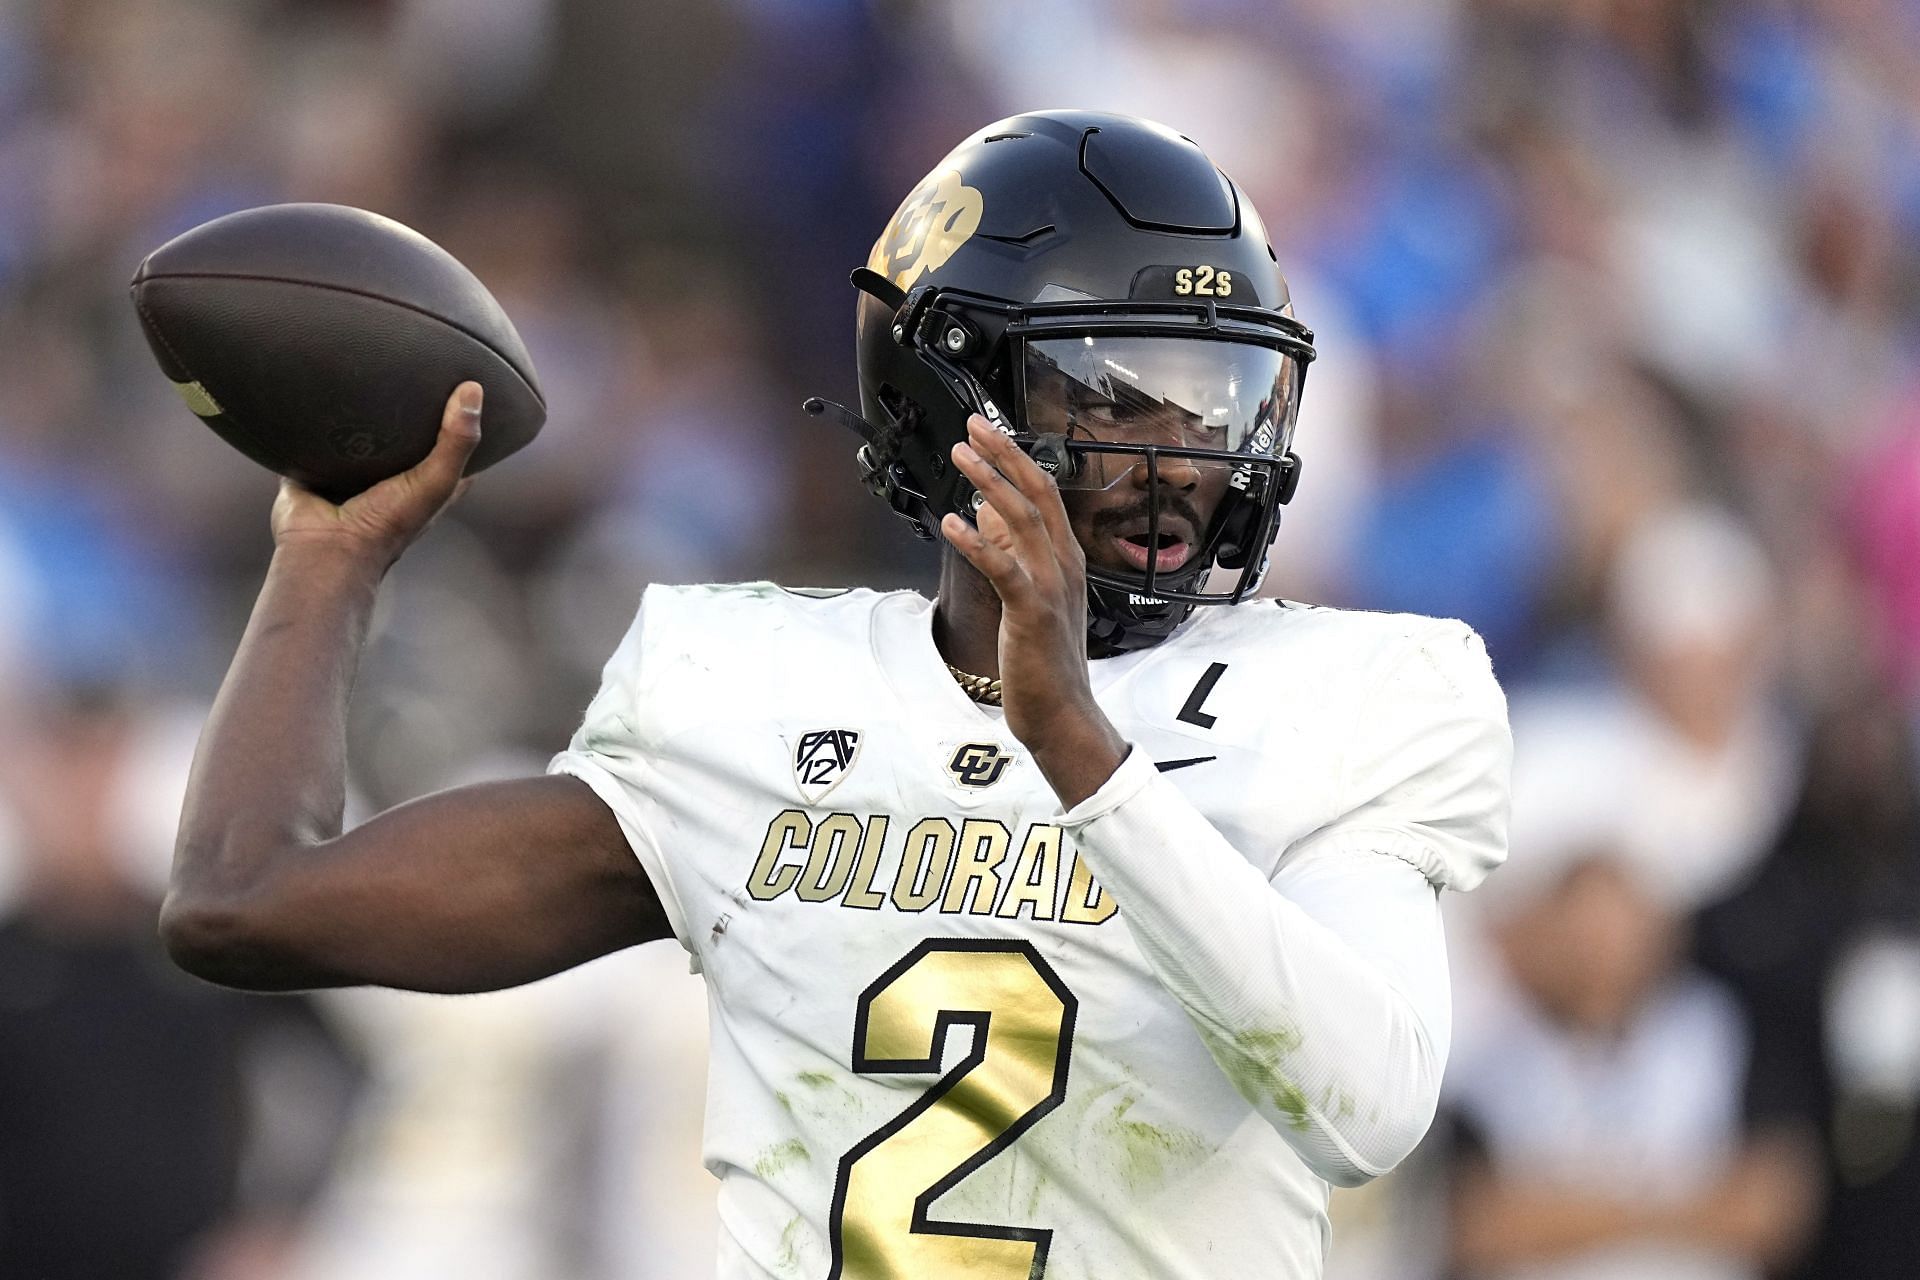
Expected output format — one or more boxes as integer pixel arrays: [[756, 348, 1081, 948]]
[[1205, 1023, 1316, 1132], [1270, 1080, 1313, 1132], [773, 1216, 805, 1277], [778, 1071, 866, 1127], [754, 1138, 811, 1180], [1096, 1096, 1211, 1194]]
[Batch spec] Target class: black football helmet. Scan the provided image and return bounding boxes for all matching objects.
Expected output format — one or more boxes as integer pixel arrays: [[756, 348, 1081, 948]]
[[807, 109, 1315, 654]]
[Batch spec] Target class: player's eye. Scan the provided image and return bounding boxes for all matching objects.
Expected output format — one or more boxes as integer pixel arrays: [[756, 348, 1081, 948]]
[[1068, 395, 1145, 434]]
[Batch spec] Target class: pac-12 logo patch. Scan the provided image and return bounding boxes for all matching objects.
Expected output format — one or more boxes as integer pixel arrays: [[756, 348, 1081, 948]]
[[794, 728, 861, 802], [948, 742, 1013, 789]]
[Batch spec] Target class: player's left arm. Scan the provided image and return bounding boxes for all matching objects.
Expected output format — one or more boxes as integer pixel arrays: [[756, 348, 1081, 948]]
[[947, 418, 1511, 1187]]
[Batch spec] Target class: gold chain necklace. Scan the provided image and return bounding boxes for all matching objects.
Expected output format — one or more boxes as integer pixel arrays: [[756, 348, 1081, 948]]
[[944, 661, 1003, 706]]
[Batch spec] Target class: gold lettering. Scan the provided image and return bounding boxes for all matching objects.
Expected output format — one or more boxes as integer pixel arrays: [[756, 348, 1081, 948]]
[[797, 813, 862, 903], [1173, 266, 1230, 298], [994, 824, 1061, 922], [943, 819, 1010, 915], [756, 812, 1120, 924], [842, 814, 890, 911], [749, 810, 810, 901], [1060, 852, 1117, 925], [892, 818, 956, 912]]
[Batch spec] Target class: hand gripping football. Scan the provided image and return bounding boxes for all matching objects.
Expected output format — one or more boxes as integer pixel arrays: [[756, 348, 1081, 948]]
[[130, 203, 545, 502]]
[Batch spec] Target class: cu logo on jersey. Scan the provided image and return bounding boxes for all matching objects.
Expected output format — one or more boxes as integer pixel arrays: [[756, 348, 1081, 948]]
[[948, 742, 1013, 789], [794, 728, 861, 802]]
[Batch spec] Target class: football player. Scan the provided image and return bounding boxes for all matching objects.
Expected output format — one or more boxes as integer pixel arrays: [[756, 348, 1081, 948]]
[[165, 111, 1511, 1278]]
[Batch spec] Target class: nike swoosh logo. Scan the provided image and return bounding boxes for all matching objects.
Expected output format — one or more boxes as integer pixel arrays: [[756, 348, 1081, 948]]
[[1154, 756, 1217, 772]]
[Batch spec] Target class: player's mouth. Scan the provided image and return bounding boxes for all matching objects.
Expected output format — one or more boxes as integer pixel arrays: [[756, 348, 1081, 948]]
[[1112, 526, 1194, 573]]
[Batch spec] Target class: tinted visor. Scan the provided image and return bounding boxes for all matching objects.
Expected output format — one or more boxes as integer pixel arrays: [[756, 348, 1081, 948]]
[[1020, 336, 1302, 491]]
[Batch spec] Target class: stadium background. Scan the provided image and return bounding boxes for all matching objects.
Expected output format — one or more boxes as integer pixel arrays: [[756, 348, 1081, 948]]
[[1, 0, 1918, 1277]]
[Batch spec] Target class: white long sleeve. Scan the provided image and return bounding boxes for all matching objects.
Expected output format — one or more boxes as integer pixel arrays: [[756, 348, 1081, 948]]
[[1060, 622, 1511, 1186]]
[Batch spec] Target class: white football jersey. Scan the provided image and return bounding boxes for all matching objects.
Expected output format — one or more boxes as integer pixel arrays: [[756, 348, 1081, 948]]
[[551, 583, 1508, 1280]]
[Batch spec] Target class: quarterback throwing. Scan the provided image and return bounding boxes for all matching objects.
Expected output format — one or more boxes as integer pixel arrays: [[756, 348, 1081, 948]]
[[165, 112, 1512, 1280]]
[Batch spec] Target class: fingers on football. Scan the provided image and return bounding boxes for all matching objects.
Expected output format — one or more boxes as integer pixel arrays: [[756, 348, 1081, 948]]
[[433, 383, 487, 483], [410, 381, 484, 498], [965, 416, 1073, 546]]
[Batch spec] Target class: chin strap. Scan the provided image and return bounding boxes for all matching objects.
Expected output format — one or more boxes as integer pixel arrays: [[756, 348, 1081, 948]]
[[1084, 574, 1203, 655]]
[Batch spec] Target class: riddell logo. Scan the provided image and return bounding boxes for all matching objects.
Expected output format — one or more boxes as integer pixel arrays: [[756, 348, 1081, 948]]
[[1129, 593, 1167, 607]]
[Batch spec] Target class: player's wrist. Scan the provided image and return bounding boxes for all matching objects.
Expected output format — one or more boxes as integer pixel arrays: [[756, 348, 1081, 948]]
[[267, 535, 397, 591], [1023, 703, 1130, 809]]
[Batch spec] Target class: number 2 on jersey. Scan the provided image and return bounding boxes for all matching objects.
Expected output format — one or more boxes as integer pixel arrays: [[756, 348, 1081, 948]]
[[829, 940, 1078, 1280]]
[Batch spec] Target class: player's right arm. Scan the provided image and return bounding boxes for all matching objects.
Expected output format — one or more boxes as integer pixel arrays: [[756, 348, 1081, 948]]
[[162, 384, 670, 994]]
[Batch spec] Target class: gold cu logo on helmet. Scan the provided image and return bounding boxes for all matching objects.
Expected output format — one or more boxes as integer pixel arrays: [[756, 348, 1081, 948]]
[[948, 742, 1012, 789], [867, 169, 983, 290]]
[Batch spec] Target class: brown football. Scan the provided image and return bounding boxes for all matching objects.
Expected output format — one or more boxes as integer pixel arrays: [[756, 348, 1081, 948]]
[[130, 203, 544, 502]]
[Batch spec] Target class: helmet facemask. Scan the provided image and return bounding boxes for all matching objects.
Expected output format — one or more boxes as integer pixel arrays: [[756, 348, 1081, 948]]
[[1017, 331, 1305, 607], [865, 283, 1311, 651]]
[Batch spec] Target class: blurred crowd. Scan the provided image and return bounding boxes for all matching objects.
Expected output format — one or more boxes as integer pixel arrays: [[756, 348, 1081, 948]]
[[1, 0, 1917, 1277]]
